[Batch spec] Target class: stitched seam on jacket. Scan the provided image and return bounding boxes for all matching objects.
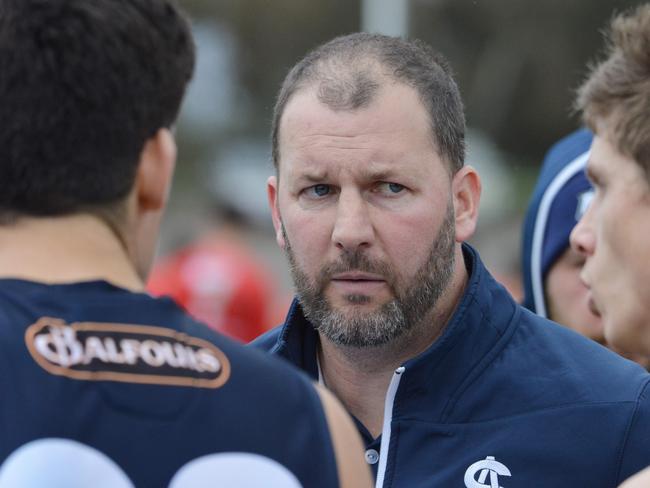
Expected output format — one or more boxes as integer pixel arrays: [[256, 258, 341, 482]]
[[440, 299, 521, 422]]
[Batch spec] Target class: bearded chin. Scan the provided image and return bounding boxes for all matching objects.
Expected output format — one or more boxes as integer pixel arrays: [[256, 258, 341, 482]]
[[281, 202, 456, 348], [303, 297, 409, 347]]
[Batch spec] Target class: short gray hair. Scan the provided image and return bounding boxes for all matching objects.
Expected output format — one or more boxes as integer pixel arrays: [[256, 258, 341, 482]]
[[271, 32, 466, 173]]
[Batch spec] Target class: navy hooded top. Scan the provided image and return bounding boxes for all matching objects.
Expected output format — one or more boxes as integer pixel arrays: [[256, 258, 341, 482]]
[[521, 128, 594, 317]]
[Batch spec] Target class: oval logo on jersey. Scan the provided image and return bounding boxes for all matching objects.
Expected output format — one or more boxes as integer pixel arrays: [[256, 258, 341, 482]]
[[25, 317, 230, 388]]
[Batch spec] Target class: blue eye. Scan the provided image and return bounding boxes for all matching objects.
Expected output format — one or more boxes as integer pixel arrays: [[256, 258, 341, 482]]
[[310, 184, 330, 197], [376, 182, 405, 195]]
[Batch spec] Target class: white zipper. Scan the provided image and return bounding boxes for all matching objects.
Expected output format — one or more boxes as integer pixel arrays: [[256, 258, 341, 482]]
[[374, 366, 405, 488]]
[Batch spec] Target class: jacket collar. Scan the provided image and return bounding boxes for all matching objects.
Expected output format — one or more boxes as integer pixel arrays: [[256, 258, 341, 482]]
[[269, 297, 321, 379], [270, 243, 520, 422]]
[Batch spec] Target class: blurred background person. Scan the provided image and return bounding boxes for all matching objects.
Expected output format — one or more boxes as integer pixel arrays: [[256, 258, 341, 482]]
[[148, 141, 291, 342], [522, 128, 650, 368], [148, 202, 281, 342], [521, 129, 601, 340], [147, 207, 278, 342]]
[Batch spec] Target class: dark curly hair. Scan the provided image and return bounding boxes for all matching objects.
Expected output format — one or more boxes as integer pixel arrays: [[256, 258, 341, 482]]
[[0, 0, 195, 221]]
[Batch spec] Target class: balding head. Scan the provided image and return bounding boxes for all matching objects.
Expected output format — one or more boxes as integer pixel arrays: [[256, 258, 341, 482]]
[[271, 33, 466, 175]]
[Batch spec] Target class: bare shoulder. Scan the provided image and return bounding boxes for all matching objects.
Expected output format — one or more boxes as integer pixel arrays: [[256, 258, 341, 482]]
[[620, 466, 650, 488], [315, 383, 373, 488]]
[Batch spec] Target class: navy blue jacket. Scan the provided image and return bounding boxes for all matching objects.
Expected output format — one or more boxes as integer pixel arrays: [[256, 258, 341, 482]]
[[253, 245, 650, 487], [0, 279, 338, 488]]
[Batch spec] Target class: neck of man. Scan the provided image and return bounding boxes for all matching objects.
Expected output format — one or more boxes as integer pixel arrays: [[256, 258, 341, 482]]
[[0, 213, 144, 291], [317, 245, 469, 439]]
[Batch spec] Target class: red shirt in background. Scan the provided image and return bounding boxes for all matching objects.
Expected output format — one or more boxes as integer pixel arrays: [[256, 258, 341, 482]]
[[147, 238, 287, 343]]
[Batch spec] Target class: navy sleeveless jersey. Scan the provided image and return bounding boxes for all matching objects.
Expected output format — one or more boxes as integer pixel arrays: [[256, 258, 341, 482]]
[[0, 279, 339, 488]]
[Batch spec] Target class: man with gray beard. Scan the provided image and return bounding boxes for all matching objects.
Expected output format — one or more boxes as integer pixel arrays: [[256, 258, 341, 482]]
[[253, 32, 650, 487], [284, 201, 455, 348]]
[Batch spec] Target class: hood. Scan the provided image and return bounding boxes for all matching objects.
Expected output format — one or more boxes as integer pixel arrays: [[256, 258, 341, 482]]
[[521, 128, 593, 317]]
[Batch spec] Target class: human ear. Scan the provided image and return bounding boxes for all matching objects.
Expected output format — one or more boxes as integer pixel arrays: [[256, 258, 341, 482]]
[[452, 165, 481, 242], [135, 128, 177, 212], [267, 175, 286, 248]]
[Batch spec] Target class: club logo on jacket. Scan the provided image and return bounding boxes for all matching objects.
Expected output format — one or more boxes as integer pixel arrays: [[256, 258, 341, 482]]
[[464, 456, 511, 488], [25, 317, 230, 388]]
